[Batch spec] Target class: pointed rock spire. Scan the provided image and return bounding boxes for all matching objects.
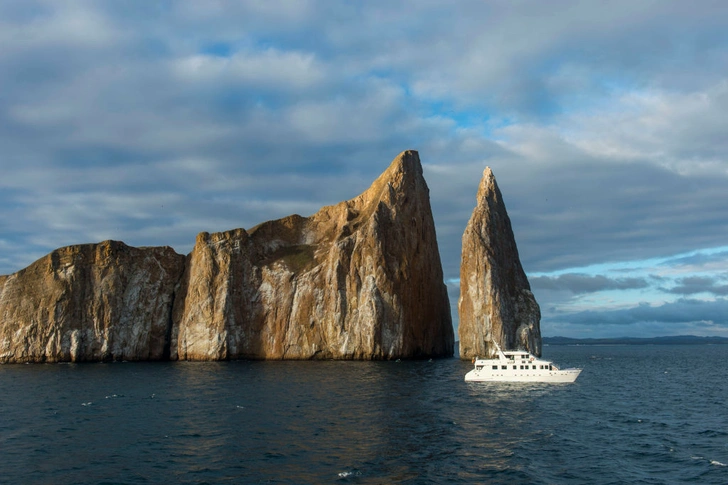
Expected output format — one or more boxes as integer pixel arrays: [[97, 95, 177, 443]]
[[172, 149, 453, 360], [458, 167, 541, 359]]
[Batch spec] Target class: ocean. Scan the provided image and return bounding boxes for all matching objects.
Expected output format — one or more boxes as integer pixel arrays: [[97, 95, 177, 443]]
[[1, 345, 726, 484]]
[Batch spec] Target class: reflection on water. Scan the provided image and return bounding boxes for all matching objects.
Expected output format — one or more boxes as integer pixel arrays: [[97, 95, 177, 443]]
[[461, 379, 572, 479]]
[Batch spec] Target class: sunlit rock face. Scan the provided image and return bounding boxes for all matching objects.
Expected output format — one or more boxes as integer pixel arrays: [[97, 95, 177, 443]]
[[0, 151, 453, 362], [0, 241, 185, 363], [172, 150, 453, 360], [458, 167, 541, 359]]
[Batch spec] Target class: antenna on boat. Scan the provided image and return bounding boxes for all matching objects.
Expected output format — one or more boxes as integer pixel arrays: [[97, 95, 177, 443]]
[[491, 340, 507, 359]]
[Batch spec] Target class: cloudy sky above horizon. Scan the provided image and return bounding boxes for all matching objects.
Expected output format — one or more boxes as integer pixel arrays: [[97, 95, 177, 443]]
[[2, 0, 727, 338]]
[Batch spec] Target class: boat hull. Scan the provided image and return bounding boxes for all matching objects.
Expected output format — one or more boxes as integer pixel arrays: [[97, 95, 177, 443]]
[[464, 368, 581, 383]]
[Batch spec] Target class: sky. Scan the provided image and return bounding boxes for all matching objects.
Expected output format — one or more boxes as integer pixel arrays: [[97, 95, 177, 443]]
[[1, 0, 727, 339]]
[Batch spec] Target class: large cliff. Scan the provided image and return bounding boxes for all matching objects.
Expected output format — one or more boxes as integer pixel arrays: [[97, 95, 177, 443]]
[[0, 150, 453, 362], [172, 150, 453, 360], [0, 241, 185, 363], [458, 167, 541, 359]]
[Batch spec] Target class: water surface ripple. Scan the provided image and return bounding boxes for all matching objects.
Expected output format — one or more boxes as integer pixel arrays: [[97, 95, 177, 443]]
[[1, 345, 726, 484]]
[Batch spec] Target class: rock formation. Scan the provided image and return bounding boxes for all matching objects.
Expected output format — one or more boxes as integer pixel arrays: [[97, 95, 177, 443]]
[[0, 150, 453, 362], [458, 167, 541, 359], [0, 241, 185, 363], [172, 150, 453, 360]]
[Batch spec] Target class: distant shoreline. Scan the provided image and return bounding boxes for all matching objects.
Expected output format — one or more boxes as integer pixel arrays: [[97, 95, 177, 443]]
[[542, 335, 728, 345]]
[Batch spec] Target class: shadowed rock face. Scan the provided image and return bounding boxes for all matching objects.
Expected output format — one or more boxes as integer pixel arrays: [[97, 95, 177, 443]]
[[458, 167, 541, 359], [0, 241, 185, 363], [172, 150, 454, 360], [0, 150, 453, 362]]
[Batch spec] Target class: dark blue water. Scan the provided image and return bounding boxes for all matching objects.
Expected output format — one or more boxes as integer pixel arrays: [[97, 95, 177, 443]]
[[1, 345, 727, 484]]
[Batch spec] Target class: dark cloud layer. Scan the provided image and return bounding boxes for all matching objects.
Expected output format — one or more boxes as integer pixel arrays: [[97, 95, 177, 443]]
[[531, 274, 650, 295], [664, 276, 728, 296], [553, 298, 728, 328]]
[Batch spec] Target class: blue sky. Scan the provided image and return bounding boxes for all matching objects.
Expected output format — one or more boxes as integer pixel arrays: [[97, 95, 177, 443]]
[[1, 1, 727, 338]]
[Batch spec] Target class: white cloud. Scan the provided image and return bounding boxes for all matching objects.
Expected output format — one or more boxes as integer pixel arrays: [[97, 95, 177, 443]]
[[561, 82, 728, 175], [172, 49, 326, 91], [284, 82, 409, 143], [0, 1, 119, 52]]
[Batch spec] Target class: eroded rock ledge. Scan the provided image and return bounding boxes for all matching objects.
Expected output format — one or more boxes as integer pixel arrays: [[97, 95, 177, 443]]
[[0, 150, 454, 362]]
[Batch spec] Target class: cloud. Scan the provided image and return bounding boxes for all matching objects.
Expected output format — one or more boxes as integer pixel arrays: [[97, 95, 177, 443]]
[[531, 274, 650, 294], [0, 1, 120, 51], [664, 249, 728, 272], [664, 276, 728, 296], [172, 49, 327, 92], [559, 82, 728, 176], [553, 298, 728, 328], [500, 156, 728, 273], [356, 1, 728, 118]]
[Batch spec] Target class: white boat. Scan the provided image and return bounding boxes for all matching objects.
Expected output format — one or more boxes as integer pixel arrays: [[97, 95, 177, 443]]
[[464, 342, 581, 383]]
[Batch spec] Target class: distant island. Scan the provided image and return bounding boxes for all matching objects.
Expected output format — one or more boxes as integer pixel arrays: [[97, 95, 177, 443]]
[[543, 335, 728, 345]]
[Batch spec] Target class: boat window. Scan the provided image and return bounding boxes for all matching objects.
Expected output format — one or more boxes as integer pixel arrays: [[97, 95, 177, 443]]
[[492, 365, 498, 370], [513, 365, 517, 370], [501, 365, 507, 370], [520, 365, 524, 369], [476, 365, 483, 370], [532, 365, 537, 369], [549, 365, 552, 370]]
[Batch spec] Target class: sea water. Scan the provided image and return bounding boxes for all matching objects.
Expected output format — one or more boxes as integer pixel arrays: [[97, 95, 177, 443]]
[[1, 345, 726, 484]]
